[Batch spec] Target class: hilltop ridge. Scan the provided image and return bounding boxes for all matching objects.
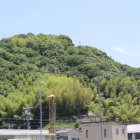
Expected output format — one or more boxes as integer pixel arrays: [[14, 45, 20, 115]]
[[0, 33, 140, 128]]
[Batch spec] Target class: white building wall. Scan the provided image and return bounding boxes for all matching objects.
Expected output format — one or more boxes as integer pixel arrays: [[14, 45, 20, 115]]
[[127, 124, 140, 133], [127, 124, 140, 140], [15, 135, 28, 139], [14, 135, 49, 140], [0, 130, 53, 140]]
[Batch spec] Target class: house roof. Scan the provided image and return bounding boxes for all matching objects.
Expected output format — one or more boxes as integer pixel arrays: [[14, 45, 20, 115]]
[[0, 130, 55, 136], [81, 121, 126, 125], [56, 129, 81, 134], [56, 129, 73, 133]]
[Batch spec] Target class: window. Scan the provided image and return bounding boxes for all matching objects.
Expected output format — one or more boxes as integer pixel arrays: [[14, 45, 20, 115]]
[[104, 129, 106, 137], [128, 134, 132, 139], [86, 130, 88, 138], [122, 129, 124, 134], [116, 129, 119, 134], [135, 133, 140, 139]]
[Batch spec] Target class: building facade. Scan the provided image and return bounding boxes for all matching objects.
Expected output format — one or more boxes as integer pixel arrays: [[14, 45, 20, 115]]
[[127, 123, 140, 140], [0, 130, 54, 140], [56, 129, 82, 140], [81, 121, 127, 140]]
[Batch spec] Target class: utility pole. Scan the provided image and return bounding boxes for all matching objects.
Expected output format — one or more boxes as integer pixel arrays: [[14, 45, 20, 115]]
[[23, 107, 33, 139], [98, 75, 104, 140], [23, 107, 33, 130], [8, 124, 15, 129], [97, 73, 109, 140], [89, 73, 109, 140], [40, 82, 44, 140]]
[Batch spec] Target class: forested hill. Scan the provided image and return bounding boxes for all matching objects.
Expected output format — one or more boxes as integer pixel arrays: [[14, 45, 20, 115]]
[[0, 33, 140, 125]]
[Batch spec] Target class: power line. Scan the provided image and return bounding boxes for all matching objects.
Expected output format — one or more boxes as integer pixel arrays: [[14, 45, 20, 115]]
[[0, 65, 109, 77], [0, 65, 80, 75], [0, 118, 49, 121]]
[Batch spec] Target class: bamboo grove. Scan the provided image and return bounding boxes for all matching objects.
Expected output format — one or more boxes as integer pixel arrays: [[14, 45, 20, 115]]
[[0, 33, 140, 125]]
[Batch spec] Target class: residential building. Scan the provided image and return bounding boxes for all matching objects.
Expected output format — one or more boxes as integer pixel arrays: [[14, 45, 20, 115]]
[[81, 121, 127, 140], [0, 129, 54, 140], [56, 129, 82, 140], [127, 123, 140, 140]]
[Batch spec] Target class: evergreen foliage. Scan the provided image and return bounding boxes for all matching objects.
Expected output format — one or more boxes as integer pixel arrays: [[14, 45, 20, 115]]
[[0, 33, 140, 125]]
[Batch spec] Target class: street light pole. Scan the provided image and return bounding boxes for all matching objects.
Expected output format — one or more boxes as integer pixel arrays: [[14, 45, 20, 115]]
[[98, 76, 104, 140], [89, 73, 108, 140], [40, 82, 44, 140]]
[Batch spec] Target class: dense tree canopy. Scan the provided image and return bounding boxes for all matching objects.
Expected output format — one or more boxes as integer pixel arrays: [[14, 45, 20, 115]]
[[0, 33, 140, 126]]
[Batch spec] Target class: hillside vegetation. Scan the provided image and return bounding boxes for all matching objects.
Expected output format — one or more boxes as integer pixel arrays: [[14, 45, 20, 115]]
[[0, 33, 140, 126]]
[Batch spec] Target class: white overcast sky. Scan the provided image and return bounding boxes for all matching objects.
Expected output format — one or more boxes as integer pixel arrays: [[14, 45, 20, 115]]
[[0, 0, 140, 68]]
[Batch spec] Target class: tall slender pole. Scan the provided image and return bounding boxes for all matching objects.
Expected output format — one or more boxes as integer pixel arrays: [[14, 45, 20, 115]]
[[27, 107, 29, 130], [23, 107, 32, 138], [40, 82, 44, 140], [98, 76, 104, 140], [40, 84, 42, 140], [27, 107, 29, 139]]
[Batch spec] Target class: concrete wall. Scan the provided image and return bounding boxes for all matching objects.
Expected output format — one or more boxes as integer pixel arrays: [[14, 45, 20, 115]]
[[8, 139, 31, 140], [81, 123, 101, 140], [15, 135, 49, 140], [103, 123, 113, 140], [0, 136, 15, 140], [81, 122, 128, 140], [112, 124, 127, 140], [56, 130, 82, 140]]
